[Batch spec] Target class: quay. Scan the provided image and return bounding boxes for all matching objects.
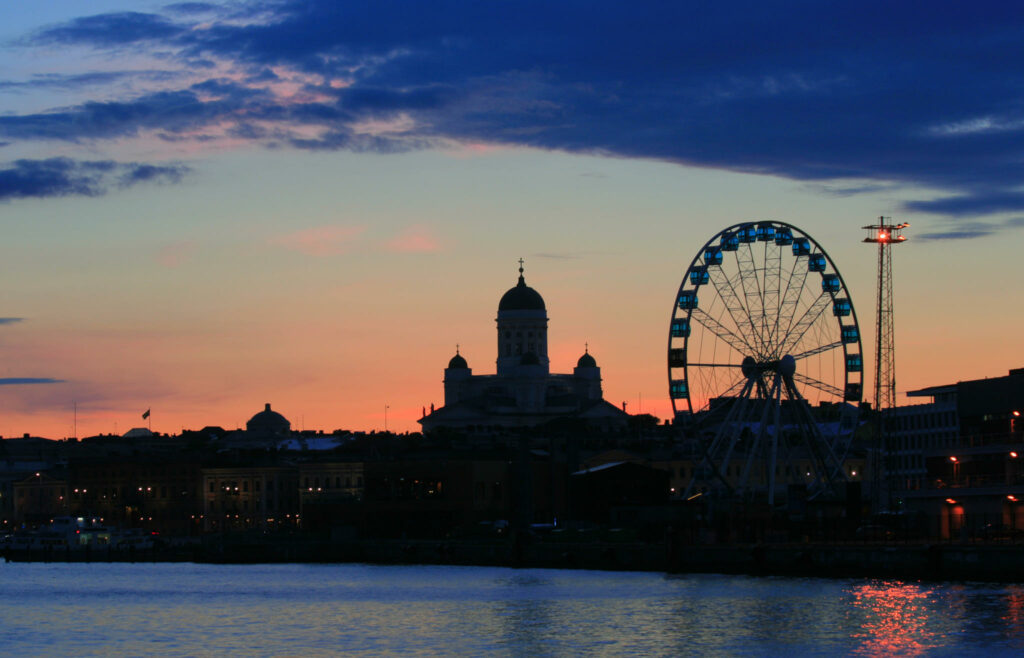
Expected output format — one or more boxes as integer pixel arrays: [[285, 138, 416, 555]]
[[7, 537, 1024, 583]]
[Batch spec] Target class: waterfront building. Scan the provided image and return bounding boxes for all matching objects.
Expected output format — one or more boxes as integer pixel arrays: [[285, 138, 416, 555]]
[[884, 385, 959, 491], [68, 458, 203, 536], [202, 465, 300, 532], [12, 470, 68, 525], [891, 367, 1024, 536], [419, 264, 629, 436]]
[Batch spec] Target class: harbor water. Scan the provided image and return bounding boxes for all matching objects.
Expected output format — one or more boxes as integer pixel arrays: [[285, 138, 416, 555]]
[[3, 562, 1024, 656]]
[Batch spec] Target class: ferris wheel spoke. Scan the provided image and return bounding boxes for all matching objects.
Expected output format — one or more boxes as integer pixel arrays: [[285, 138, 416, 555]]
[[762, 242, 783, 348], [702, 370, 748, 405], [776, 259, 810, 351], [778, 292, 831, 356], [771, 256, 803, 349], [791, 372, 845, 399], [690, 309, 754, 354], [706, 265, 759, 354], [792, 340, 843, 360], [687, 362, 744, 368], [736, 243, 769, 355]]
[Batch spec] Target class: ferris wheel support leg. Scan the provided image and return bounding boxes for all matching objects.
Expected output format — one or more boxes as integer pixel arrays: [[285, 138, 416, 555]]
[[742, 374, 780, 494], [683, 378, 755, 499], [784, 376, 848, 495]]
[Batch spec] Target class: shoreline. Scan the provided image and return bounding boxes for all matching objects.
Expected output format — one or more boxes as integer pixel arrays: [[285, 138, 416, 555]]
[[6, 538, 1024, 582]]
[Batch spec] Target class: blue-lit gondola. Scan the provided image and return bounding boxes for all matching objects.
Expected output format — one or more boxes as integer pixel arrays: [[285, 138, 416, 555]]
[[703, 246, 723, 265], [822, 273, 840, 293], [808, 253, 826, 272], [720, 231, 739, 251], [689, 266, 709, 285], [677, 290, 698, 309], [833, 298, 852, 316], [845, 354, 863, 372], [774, 227, 794, 246], [841, 325, 859, 343], [738, 223, 757, 243], [669, 379, 688, 398], [792, 237, 811, 256], [756, 222, 776, 242]]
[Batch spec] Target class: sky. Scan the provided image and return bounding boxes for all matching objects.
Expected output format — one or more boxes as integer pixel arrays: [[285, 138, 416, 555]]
[[0, 1, 1022, 438]]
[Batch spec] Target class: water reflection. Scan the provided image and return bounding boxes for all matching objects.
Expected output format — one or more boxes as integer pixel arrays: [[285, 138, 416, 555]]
[[3, 564, 1024, 656], [847, 581, 939, 656]]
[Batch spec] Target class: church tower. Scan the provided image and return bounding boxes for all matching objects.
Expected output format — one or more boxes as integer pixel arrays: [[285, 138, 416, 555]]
[[496, 260, 549, 376]]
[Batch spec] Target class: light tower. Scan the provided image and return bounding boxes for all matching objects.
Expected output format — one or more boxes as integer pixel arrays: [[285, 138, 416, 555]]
[[863, 217, 908, 510]]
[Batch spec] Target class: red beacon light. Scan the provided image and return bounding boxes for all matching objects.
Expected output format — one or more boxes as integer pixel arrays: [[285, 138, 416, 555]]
[[863, 219, 909, 244]]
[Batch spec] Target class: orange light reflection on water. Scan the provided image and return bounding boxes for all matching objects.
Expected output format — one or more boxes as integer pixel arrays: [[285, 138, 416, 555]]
[[849, 581, 938, 656]]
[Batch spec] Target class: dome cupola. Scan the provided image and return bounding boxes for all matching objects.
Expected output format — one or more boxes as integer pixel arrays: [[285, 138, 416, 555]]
[[246, 403, 291, 436], [447, 347, 468, 369], [498, 262, 545, 311]]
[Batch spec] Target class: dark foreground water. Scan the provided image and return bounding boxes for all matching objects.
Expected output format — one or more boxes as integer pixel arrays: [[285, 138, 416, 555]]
[[3, 563, 1024, 656]]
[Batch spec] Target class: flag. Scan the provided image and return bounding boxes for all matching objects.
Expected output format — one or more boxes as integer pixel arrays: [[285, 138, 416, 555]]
[[142, 408, 150, 419]]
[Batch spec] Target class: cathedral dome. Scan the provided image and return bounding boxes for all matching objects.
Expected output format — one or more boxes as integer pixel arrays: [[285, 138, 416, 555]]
[[577, 351, 597, 368], [448, 351, 468, 369], [498, 265, 545, 311], [246, 403, 291, 436]]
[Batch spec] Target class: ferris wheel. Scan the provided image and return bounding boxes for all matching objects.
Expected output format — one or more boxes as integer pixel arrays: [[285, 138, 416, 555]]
[[668, 221, 864, 503]]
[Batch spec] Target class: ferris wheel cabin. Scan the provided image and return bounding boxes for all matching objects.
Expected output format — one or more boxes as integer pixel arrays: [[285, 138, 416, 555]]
[[677, 290, 698, 310], [703, 246, 723, 265], [671, 318, 691, 337]]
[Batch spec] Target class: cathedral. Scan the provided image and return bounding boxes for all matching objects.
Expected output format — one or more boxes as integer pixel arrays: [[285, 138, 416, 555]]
[[419, 263, 630, 433]]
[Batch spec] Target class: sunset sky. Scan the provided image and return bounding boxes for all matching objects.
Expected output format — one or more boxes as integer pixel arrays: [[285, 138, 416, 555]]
[[1, 1, 1022, 438]]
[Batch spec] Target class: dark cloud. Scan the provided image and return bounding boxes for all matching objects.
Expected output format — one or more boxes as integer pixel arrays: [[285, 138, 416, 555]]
[[917, 229, 993, 242], [916, 216, 1024, 242], [10, 1, 1024, 227], [0, 318, 24, 325], [0, 83, 270, 141], [163, 2, 221, 15], [0, 378, 63, 385], [31, 12, 184, 47], [0, 70, 183, 93], [902, 191, 1024, 217], [0, 158, 188, 201]]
